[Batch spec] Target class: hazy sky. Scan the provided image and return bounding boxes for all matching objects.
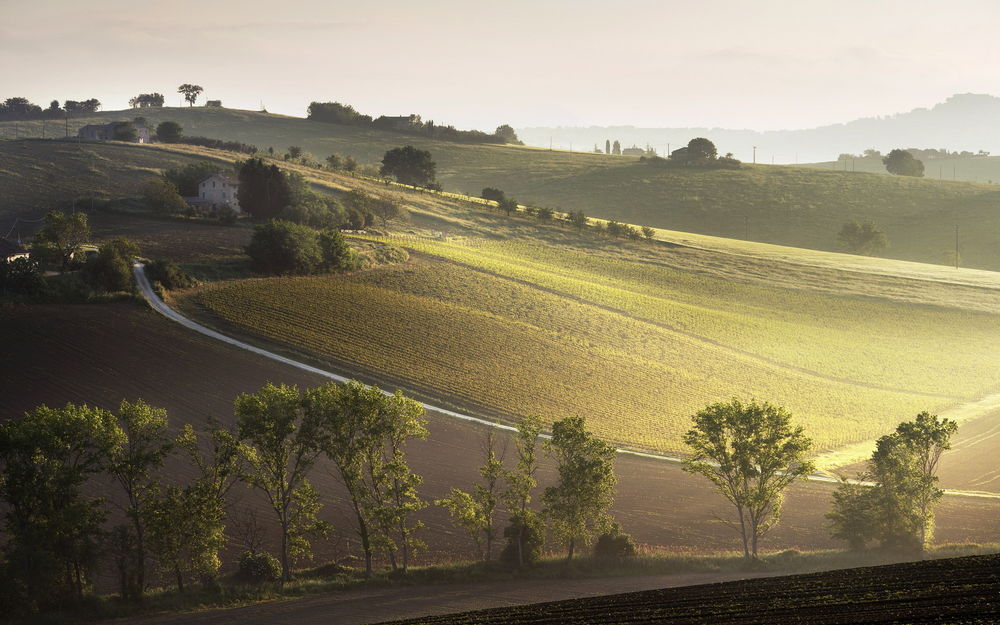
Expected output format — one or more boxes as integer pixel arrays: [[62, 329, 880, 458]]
[[3, 0, 999, 130]]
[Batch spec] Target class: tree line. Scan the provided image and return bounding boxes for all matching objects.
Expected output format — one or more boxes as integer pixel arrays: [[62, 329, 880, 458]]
[[0, 373, 959, 617], [306, 101, 522, 145], [0, 97, 101, 120]]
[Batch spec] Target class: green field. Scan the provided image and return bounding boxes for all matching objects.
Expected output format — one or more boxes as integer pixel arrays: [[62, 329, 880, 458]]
[[175, 233, 1000, 455], [5, 108, 1000, 270]]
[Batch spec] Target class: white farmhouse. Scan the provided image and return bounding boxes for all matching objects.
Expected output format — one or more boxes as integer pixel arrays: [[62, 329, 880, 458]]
[[196, 174, 241, 213]]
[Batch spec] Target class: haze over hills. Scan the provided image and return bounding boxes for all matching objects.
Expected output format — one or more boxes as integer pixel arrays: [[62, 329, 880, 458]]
[[517, 93, 1000, 163]]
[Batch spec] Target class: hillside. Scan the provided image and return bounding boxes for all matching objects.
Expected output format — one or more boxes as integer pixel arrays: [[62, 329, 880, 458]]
[[4, 140, 1000, 474], [5, 109, 1000, 270], [378, 553, 1000, 625]]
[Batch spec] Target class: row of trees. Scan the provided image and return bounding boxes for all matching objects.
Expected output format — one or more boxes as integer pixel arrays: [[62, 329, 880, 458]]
[[129, 93, 166, 108], [0, 382, 622, 614], [0, 97, 101, 120], [306, 101, 522, 145]]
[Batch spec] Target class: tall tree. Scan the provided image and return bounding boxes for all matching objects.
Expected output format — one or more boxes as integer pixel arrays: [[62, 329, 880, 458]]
[[0, 404, 123, 610], [501, 415, 542, 567], [542, 416, 617, 561], [237, 157, 292, 221], [177, 84, 204, 106], [156, 120, 183, 143], [107, 400, 175, 599], [869, 412, 957, 552], [605, 139, 611, 155], [612, 140, 621, 155], [683, 398, 813, 560], [380, 145, 437, 187], [686, 137, 718, 162], [32, 210, 90, 272], [437, 430, 505, 561], [235, 383, 327, 581]]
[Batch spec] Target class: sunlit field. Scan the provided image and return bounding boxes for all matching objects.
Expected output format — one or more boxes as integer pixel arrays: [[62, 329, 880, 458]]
[[176, 236, 1000, 454]]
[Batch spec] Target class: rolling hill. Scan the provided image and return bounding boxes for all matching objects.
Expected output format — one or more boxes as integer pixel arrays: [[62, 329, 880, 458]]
[[4, 108, 1000, 271]]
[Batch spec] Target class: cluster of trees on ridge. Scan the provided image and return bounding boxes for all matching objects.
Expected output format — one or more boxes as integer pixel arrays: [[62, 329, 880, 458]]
[[0, 96, 101, 120], [307, 101, 523, 145], [0, 379, 958, 618]]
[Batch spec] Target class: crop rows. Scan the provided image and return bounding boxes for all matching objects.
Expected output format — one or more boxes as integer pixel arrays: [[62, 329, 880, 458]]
[[181, 259, 937, 452], [379, 554, 1000, 625]]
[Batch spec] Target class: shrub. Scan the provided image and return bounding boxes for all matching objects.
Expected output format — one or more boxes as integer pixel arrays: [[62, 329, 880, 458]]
[[142, 178, 187, 214], [245, 220, 323, 275], [593, 528, 636, 564], [318, 229, 357, 272], [237, 551, 281, 584], [500, 511, 544, 568], [371, 244, 408, 265], [218, 205, 238, 225], [82, 238, 140, 293], [144, 259, 197, 290]]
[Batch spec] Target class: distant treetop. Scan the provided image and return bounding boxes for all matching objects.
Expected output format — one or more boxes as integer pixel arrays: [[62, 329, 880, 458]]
[[307, 100, 522, 145]]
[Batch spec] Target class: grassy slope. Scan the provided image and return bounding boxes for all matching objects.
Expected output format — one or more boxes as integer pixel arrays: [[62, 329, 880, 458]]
[[6, 140, 1000, 458], [5, 108, 1000, 270]]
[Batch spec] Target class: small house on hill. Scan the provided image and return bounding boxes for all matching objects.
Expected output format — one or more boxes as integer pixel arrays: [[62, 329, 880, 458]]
[[189, 174, 241, 213], [0, 238, 29, 262], [622, 145, 646, 157], [78, 121, 150, 143]]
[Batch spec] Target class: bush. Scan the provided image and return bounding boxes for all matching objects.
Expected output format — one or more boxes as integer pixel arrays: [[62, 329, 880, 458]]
[[218, 205, 238, 225], [371, 244, 408, 265], [245, 220, 323, 275], [144, 259, 197, 290], [142, 178, 187, 213], [318, 229, 357, 272], [237, 551, 281, 584], [593, 528, 636, 564], [500, 511, 544, 568], [82, 238, 140, 293]]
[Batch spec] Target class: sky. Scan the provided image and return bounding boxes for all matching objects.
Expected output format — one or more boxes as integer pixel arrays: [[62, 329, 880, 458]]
[[3, 0, 1000, 131]]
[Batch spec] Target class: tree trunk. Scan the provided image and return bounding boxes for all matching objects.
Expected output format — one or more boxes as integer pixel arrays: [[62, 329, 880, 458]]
[[737, 507, 750, 560], [280, 518, 291, 582], [567, 538, 575, 562], [175, 564, 185, 593]]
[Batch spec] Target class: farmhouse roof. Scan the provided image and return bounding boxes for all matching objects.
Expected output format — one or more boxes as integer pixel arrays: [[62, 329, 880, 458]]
[[0, 238, 27, 259], [200, 174, 239, 185]]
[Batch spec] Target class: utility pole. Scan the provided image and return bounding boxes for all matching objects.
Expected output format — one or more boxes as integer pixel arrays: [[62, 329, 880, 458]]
[[955, 224, 960, 269], [753, 146, 757, 164]]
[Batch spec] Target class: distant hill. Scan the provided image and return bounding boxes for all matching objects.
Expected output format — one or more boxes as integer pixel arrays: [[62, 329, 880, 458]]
[[517, 93, 1000, 163]]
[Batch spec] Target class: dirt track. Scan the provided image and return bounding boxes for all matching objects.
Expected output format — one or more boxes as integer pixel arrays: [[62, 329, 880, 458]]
[[115, 572, 777, 625]]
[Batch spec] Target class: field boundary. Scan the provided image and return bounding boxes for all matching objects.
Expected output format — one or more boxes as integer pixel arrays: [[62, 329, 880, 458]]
[[132, 263, 1000, 500]]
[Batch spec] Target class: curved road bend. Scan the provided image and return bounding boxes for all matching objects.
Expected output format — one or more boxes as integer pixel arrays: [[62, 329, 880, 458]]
[[132, 263, 1000, 500]]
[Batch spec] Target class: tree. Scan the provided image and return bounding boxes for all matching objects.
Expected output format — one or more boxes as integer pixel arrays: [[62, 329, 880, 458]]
[[838, 220, 888, 256], [542, 417, 617, 561], [107, 400, 175, 599], [287, 146, 303, 160], [682, 398, 813, 560], [155, 121, 183, 143], [500, 415, 542, 568], [481, 187, 507, 205], [325, 153, 343, 170], [237, 157, 292, 221], [883, 149, 924, 177], [235, 383, 328, 581], [380, 145, 437, 187], [370, 194, 405, 229], [83, 238, 140, 293], [318, 229, 357, 271], [605, 140, 611, 155], [641, 226, 656, 240], [245, 220, 323, 275], [146, 423, 242, 591], [178, 84, 203, 107], [437, 430, 505, 561], [33, 210, 90, 272], [0, 404, 123, 610], [165, 160, 223, 197], [612, 140, 621, 155], [0, 257, 43, 297], [686, 137, 718, 163], [864, 412, 957, 553], [568, 210, 589, 230], [110, 121, 138, 142], [826, 475, 876, 551], [494, 124, 521, 144], [142, 178, 187, 213]]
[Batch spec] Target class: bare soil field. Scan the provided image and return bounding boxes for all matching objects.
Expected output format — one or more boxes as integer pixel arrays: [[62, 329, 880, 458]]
[[379, 554, 1000, 625]]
